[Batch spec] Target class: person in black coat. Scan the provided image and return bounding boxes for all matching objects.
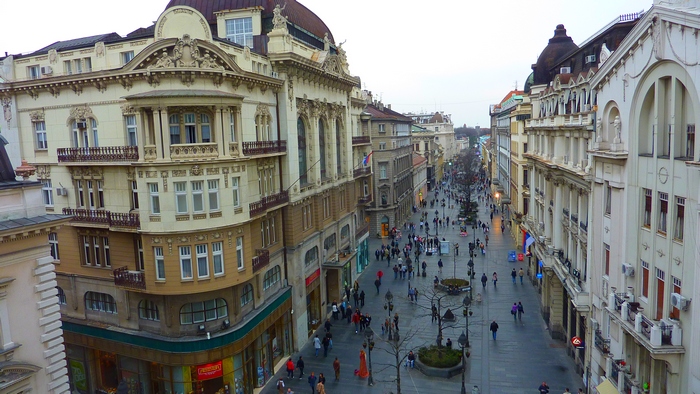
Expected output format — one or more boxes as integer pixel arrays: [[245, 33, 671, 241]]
[[359, 290, 365, 307]]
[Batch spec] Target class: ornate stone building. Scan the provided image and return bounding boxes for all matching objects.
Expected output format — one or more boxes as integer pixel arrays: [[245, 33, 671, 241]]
[[411, 123, 440, 190], [0, 1, 368, 393], [407, 111, 455, 181]]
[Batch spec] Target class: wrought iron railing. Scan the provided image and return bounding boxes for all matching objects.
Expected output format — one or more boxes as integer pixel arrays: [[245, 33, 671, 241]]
[[249, 191, 289, 216], [113, 266, 146, 290], [57, 146, 139, 163], [252, 249, 270, 273], [63, 208, 140, 228], [242, 140, 287, 155], [353, 166, 371, 178], [594, 330, 610, 354], [660, 324, 673, 345], [613, 293, 626, 312], [358, 194, 372, 204], [640, 315, 653, 340], [352, 135, 370, 145]]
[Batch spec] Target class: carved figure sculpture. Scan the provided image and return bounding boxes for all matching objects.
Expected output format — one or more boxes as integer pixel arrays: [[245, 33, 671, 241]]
[[154, 50, 173, 68], [613, 115, 621, 141], [272, 4, 288, 30], [323, 33, 331, 51]]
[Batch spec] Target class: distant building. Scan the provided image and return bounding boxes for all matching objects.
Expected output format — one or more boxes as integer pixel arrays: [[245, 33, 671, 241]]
[[411, 123, 439, 190], [406, 111, 456, 180]]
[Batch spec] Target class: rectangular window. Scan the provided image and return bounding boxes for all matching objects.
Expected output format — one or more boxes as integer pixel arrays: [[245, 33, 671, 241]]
[[604, 185, 612, 215], [378, 124, 386, 133], [208, 180, 220, 211], [49, 233, 59, 260], [323, 196, 331, 219], [35, 121, 47, 149], [379, 163, 387, 179], [201, 114, 211, 142], [230, 111, 237, 142], [148, 183, 160, 214], [77, 180, 85, 207], [196, 244, 209, 278], [213, 241, 224, 276], [175, 182, 188, 214], [670, 277, 681, 319], [379, 142, 386, 150], [674, 197, 685, 241], [155, 247, 165, 281], [641, 260, 649, 298], [84, 57, 92, 72], [92, 236, 101, 267], [136, 238, 144, 271], [180, 246, 193, 280], [121, 51, 134, 65], [686, 124, 695, 158], [658, 192, 668, 235], [131, 181, 139, 210], [169, 114, 181, 144], [64, 60, 72, 75], [643, 188, 652, 228], [125, 115, 138, 146], [91, 118, 99, 147], [42, 180, 54, 207], [28, 65, 40, 79], [83, 236, 91, 266], [97, 181, 104, 208], [232, 177, 240, 207], [184, 113, 197, 143], [225, 17, 253, 47], [74, 59, 82, 74], [604, 243, 610, 276], [236, 236, 244, 270], [656, 268, 665, 320], [191, 181, 204, 213], [102, 237, 111, 267]]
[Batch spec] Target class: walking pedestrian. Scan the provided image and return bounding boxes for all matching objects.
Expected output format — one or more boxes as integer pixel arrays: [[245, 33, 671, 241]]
[[326, 330, 333, 349], [393, 264, 399, 279], [511, 268, 517, 284], [492, 272, 498, 287], [308, 373, 317, 394], [431, 304, 438, 322], [277, 377, 286, 394], [394, 313, 400, 331], [324, 319, 332, 333], [296, 356, 305, 379], [375, 278, 381, 294], [360, 290, 366, 307], [519, 268, 525, 284], [286, 358, 295, 379], [489, 320, 499, 340], [333, 357, 341, 381], [353, 291, 360, 308], [538, 381, 550, 394], [481, 273, 488, 288], [331, 301, 339, 320], [438, 259, 443, 275], [352, 312, 360, 334], [517, 302, 524, 321], [322, 335, 330, 357], [346, 305, 353, 323], [313, 335, 321, 357], [511, 303, 518, 321]]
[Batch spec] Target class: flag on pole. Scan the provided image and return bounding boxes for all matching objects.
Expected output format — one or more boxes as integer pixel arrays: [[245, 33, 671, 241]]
[[523, 231, 535, 254], [362, 151, 373, 166]]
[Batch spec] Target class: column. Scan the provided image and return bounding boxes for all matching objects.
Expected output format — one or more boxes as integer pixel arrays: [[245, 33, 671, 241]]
[[156, 107, 168, 160], [136, 108, 146, 161], [554, 132, 565, 164], [553, 180, 563, 248], [529, 166, 536, 220], [545, 178, 553, 241], [214, 106, 225, 157]]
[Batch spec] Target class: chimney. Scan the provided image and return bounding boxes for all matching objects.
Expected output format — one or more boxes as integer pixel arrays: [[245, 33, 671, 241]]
[[388, 104, 391, 110]]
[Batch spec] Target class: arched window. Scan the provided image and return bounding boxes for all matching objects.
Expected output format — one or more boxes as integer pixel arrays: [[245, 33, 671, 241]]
[[169, 111, 214, 145], [180, 298, 227, 324], [85, 292, 117, 314], [336, 119, 342, 174], [305, 246, 319, 266], [298, 117, 308, 185], [263, 266, 281, 290], [319, 119, 327, 179], [138, 300, 160, 321], [57, 287, 66, 305], [341, 224, 350, 242], [240, 284, 253, 307]]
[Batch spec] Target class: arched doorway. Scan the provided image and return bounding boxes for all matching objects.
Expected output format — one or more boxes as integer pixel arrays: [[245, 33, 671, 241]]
[[380, 216, 390, 237]]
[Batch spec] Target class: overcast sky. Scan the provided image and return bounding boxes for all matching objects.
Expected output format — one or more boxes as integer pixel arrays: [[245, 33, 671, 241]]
[[2, 0, 649, 127]]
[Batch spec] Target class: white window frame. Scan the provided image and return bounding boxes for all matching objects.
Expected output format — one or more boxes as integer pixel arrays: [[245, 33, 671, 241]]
[[236, 236, 244, 270], [121, 51, 134, 65], [213, 241, 224, 276], [97, 180, 104, 208], [91, 118, 99, 147], [28, 65, 40, 79], [208, 180, 220, 211], [126, 115, 138, 146], [179, 246, 193, 280], [102, 237, 111, 267], [136, 238, 144, 271], [191, 181, 204, 213], [225, 17, 253, 47], [131, 181, 139, 210], [196, 244, 209, 278], [49, 232, 59, 260], [155, 247, 165, 281], [379, 163, 388, 179], [42, 180, 54, 207], [77, 180, 85, 207], [35, 121, 47, 149], [378, 124, 386, 133], [232, 177, 240, 207], [175, 182, 188, 214], [148, 183, 160, 214], [230, 111, 237, 142], [674, 197, 685, 241]]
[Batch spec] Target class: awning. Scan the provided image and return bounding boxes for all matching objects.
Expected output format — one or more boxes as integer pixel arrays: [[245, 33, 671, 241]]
[[595, 378, 618, 394]]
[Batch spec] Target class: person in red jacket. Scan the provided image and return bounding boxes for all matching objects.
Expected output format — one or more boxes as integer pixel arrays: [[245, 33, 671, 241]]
[[286, 358, 295, 379], [352, 312, 361, 334]]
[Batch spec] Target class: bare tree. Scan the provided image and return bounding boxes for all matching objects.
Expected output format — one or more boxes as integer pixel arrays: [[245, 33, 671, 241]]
[[370, 327, 422, 394], [413, 284, 464, 347]]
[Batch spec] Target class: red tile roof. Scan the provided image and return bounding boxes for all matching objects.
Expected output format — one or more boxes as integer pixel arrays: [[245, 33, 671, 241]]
[[413, 154, 427, 166]]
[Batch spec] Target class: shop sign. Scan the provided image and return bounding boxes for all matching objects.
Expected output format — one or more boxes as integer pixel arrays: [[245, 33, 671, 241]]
[[70, 359, 88, 392], [571, 336, 583, 348], [306, 268, 321, 286], [196, 360, 223, 380]]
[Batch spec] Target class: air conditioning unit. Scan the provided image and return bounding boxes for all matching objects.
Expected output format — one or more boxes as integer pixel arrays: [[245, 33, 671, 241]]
[[41, 66, 53, 75], [55, 187, 68, 196], [622, 263, 635, 277], [76, 121, 87, 129], [590, 318, 599, 331], [671, 292, 690, 311], [560, 67, 571, 74], [585, 55, 597, 64]]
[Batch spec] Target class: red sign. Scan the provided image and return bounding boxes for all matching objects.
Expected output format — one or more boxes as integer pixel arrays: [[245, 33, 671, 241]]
[[571, 336, 583, 347], [196, 361, 223, 380], [305, 269, 321, 286]]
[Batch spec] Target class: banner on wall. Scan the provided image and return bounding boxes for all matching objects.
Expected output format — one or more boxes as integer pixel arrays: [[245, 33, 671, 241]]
[[196, 360, 223, 380], [70, 359, 88, 392]]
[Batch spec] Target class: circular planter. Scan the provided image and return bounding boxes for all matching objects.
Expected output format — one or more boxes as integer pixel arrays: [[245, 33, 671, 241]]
[[414, 354, 463, 379]]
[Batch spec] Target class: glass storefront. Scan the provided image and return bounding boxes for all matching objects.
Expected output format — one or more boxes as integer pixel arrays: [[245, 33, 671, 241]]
[[356, 238, 369, 273], [341, 261, 352, 290]]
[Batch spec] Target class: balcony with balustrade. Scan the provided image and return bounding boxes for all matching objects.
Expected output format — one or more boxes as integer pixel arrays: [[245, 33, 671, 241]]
[[252, 249, 270, 273], [358, 194, 372, 205], [606, 292, 684, 355], [113, 266, 146, 290], [63, 208, 140, 230], [242, 140, 287, 156], [57, 146, 139, 164], [352, 135, 371, 145], [353, 166, 371, 178], [249, 191, 289, 217], [594, 329, 610, 355], [170, 143, 219, 161]]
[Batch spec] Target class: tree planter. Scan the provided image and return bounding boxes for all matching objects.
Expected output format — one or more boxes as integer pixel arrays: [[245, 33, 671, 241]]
[[414, 354, 463, 379]]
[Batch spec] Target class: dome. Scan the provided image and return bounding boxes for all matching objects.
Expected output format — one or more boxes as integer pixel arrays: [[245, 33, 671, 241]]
[[164, 0, 335, 44], [532, 24, 578, 86], [429, 112, 444, 123], [523, 72, 534, 94]]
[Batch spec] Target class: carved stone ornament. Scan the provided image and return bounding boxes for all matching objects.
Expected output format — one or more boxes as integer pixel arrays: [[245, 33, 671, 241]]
[[29, 110, 45, 122], [2, 97, 12, 126], [95, 42, 105, 58], [297, 98, 310, 117], [272, 4, 288, 31], [243, 46, 251, 61], [36, 165, 50, 179], [121, 104, 136, 115], [190, 165, 203, 176], [48, 49, 58, 64], [652, 15, 665, 61], [69, 105, 94, 122], [255, 103, 272, 118]]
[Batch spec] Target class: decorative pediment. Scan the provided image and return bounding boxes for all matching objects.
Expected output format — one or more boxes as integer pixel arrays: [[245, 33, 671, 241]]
[[322, 55, 343, 75], [69, 105, 94, 122]]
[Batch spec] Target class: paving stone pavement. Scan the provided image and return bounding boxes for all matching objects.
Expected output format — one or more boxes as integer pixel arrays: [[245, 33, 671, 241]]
[[263, 184, 583, 394]]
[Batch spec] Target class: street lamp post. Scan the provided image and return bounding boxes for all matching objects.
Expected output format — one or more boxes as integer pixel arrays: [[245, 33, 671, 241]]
[[458, 332, 467, 394], [384, 290, 394, 339], [363, 330, 375, 386]]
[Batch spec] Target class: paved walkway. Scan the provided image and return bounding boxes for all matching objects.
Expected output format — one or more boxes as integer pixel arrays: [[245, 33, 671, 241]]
[[264, 184, 583, 394]]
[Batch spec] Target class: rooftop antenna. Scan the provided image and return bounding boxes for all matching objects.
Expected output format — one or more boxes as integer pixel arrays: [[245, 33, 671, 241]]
[[514, 80, 518, 90]]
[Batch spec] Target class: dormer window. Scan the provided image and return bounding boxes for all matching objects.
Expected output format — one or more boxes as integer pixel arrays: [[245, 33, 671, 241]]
[[226, 17, 253, 47]]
